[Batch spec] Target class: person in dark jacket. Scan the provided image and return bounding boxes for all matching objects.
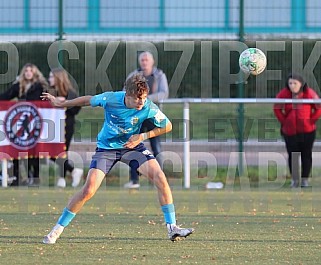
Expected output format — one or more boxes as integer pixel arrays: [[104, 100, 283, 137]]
[[48, 68, 83, 188], [0, 63, 48, 186], [274, 73, 321, 188], [123, 51, 169, 189]]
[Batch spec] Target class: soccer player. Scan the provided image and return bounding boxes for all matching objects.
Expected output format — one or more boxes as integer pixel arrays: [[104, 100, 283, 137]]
[[124, 51, 169, 189], [41, 73, 194, 244]]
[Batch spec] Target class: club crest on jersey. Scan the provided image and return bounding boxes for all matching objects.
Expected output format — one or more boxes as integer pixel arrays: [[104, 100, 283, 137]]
[[4, 102, 42, 149], [131, 116, 139, 125]]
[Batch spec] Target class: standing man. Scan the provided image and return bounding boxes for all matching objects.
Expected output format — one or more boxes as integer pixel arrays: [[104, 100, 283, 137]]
[[124, 51, 169, 189]]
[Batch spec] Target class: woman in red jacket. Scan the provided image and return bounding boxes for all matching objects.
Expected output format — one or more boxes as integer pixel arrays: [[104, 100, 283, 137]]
[[274, 74, 321, 188]]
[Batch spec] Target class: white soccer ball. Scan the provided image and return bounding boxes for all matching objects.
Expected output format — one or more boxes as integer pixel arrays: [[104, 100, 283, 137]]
[[239, 48, 267, 75]]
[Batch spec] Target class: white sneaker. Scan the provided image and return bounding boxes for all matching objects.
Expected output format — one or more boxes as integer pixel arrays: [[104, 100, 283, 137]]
[[28, 177, 34, 186], [0, 175, 17, 185], [123, 181, 140, 189], [206, 182, 224, 189], [71, 168, 83, 187], [301, 178, 309, 187], [167, 224, 194, 241], [57, 177, 66, 188], [291, 179, 299, 188], [43, 224, 64, 244]]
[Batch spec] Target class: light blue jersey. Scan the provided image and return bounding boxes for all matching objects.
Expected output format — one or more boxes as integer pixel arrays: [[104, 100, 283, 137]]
[[90, 91, 170, 149]]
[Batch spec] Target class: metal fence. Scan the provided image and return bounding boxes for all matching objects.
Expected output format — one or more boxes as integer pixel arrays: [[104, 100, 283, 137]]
[[3, 98, 321, 188], [1, 1, 321, 188], [159, 98, 321, 188], [0, 0, 321, 41]]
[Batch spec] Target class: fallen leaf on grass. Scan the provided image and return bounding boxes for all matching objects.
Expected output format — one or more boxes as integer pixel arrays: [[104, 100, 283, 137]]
[[181, 255, 193, 259]]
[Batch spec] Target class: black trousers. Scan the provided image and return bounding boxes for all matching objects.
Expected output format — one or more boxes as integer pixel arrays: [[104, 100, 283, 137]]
[[130, 119, 161, 183], [52, 118, 75, 178], [283, 130, 316, 181], [11, 158, 39, 186]]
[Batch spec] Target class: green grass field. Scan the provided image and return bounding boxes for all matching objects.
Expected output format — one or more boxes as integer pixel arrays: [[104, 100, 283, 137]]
[[2, 188, 321, 264], [3, 102, 321, 264]]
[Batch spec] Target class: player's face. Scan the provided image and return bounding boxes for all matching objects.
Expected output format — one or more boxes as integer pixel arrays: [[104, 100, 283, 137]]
[[288, 78, 302, 94], [139, 55, 154, 72], [49, 72, 55, 86], [126, 93, 148, 110], [24, 67, 34, 80]]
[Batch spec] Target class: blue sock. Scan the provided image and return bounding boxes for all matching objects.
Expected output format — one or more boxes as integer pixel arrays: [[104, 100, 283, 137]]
[[57, 207, 76, 227], [161, 204, 176, 225]]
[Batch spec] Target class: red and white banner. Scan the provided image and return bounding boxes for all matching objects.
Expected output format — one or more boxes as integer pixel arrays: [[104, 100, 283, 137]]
[[0, 101, 65, 159]]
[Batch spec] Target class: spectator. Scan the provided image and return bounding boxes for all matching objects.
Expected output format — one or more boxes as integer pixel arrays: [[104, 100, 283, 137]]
[[123, 51, 169, 189], [273, 73, 321, 188], [48, 68, 83, 188], [0, 63, 48, 186]]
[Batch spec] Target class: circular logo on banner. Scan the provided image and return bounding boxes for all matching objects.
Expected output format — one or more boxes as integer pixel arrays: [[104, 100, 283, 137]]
[[4, 102, 42, 149]]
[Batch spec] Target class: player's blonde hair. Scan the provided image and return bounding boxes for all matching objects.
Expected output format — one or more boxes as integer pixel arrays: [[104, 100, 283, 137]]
[[124, 73, 149, 98], [18, 63, 48, 97], [51, 68, 75, 97]]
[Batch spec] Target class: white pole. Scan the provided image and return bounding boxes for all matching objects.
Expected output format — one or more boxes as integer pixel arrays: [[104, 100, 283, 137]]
[[183, 102, 190, 189], [2, 159, 8, 188], [160, 98, 321, 104]]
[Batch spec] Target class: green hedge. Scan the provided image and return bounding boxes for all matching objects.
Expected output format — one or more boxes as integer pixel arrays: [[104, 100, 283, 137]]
[[1, 40, 321, 97]]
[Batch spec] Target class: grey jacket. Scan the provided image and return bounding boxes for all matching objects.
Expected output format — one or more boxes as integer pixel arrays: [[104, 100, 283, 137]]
[[124, 67, 169, 103]]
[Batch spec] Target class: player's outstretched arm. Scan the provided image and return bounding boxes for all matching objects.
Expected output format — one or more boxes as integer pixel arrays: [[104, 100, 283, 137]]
[[41, 92, 92, 107]]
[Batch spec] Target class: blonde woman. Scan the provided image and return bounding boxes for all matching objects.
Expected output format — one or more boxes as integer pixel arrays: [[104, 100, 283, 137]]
[[0, 63, 48, 186], [48, 68, 83, 188], [0, 63, 48, 100]]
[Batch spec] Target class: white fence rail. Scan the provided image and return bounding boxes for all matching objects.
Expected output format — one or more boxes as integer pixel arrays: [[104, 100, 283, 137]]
[[2, 98, 321, 188], [159, 98, 321, 189]]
